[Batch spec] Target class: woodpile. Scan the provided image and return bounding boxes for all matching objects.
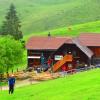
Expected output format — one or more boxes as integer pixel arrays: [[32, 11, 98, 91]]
[[31, 72, 60, 81], [7, 71, 60, 81]]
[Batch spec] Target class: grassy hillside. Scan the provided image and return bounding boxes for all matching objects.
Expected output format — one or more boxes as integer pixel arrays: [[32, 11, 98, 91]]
[[1, 69, 100, 100], [24, 20, 100, 39], [0, 0, 100, 35]]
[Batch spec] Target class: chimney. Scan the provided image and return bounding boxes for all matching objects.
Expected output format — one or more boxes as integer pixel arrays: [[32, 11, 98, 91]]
[[48, 32, 51, 37]]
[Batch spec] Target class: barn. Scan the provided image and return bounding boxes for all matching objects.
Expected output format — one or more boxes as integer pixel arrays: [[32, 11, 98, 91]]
[[26, 33, 100, 72]]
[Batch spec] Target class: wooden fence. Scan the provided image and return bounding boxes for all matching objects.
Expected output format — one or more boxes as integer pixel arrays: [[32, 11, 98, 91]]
[[58, 65, 98, 76]]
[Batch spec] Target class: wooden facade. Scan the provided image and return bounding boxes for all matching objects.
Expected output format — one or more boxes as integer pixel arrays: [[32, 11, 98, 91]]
[[26, 33, 100, 72], [27, 50, 54, 68], [89, 47, 100, 57], [27, 44, 92, 72]]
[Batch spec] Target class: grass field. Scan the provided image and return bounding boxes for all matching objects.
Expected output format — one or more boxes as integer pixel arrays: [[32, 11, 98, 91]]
[[24, 20, 100, 40], [0, 0, 100, 35], [1, 68, 100, 100]]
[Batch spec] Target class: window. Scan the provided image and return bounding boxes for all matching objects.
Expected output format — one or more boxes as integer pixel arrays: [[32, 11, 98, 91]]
[[72, 50, 77, 57], [68, 64, 72, 68]]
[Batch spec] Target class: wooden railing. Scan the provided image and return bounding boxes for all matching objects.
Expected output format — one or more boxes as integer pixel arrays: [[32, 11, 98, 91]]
[[53, 55, 73, 72], [58, 65, 97, 76]]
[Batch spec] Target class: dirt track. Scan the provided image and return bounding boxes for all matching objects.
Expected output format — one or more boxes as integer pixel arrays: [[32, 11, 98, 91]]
[[0, 79, 39, 91]]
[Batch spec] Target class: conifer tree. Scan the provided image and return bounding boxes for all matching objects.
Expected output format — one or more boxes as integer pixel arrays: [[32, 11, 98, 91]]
[[1, 4, 23, 40]]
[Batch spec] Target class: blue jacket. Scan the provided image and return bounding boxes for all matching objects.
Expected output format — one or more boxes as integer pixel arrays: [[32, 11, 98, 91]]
[[8, 77, 15, 85]]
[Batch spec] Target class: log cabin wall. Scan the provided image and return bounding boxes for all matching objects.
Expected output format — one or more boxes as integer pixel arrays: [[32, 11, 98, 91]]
[[89, 47, 100, 57], [27, 44, 91, 68], [53, 44, 89, 68], [27, 50, 55, 67]]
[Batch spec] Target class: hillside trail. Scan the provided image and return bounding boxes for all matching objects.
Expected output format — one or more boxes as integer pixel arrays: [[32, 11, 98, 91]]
[[0, 79, 40, 91]]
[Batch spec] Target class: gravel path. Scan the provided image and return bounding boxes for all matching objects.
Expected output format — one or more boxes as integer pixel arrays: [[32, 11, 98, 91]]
[[0, 79, 40, 91]]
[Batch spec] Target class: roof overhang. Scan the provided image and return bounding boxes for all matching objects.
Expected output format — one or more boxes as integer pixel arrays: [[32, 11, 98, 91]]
[[72, 38, 94, 59]]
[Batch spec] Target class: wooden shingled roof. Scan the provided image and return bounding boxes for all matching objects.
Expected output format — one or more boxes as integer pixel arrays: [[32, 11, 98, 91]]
[[26, 33, 100, 50], [26, 36, 72, 50], [78, 33, 100, 46]]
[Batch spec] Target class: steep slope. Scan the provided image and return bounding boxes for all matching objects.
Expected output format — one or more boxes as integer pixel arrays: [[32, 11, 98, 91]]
[[0, 0, 100, 35], [24, 21, 100, 39], [1, 69, 100, 100]]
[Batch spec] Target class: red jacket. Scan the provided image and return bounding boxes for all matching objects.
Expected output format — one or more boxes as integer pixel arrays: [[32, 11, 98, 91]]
[[47, 59, 52, 65], [62, 65, 67, 71]]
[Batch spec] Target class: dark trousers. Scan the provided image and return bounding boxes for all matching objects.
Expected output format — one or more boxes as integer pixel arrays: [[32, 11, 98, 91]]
[[9, 84, 14, 94]]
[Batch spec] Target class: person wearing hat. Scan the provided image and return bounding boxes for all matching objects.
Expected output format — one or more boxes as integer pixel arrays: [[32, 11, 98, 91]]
[[8, 74, 16, 94]]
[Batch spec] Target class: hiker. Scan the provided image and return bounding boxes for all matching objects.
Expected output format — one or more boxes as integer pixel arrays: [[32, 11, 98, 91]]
[[8, 74, 16, 94]]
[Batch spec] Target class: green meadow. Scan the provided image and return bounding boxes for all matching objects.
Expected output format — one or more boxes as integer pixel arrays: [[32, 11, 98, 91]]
[[1, 69, 100, 100], [0, 0, 100, 99], [24, 21, 100, 39], [0, 0, 100, 36]]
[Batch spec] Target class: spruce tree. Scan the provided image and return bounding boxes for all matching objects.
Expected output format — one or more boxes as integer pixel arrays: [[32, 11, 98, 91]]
[[1, 4, 23, 40]]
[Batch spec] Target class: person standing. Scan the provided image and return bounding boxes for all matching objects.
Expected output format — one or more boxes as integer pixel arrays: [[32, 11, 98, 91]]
[[47, 56, 53, 68], [8, 74, 16, 94], [61, 64, 67, 77], [47, 56, 53, 73]]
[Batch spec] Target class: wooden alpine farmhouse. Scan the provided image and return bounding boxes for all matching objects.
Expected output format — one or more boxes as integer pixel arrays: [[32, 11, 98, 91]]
[[26, 33, 100, 72]]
